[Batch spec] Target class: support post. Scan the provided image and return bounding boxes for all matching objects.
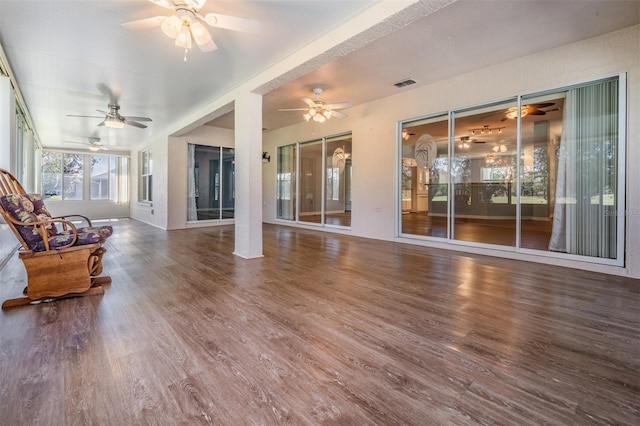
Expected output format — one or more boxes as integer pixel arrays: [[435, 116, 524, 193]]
[[233, 91, 263, 259]]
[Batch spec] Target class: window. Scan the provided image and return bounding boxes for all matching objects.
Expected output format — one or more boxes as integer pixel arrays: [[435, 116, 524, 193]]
[[41, 152, 63, 199], [41, 152, 83, 200], [91, 155, 110, 200], [41, 151, 129, 202], [398, 75, 624, 264], [139, 148, 152, 202]]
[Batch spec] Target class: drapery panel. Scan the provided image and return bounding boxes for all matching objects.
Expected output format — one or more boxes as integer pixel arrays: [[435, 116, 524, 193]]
[[549, 79, 618, 258]]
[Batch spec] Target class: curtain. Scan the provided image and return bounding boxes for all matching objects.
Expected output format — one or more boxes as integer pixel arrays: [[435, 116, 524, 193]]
[[549, 79, 618, 258], [187, 144, 198, 221]]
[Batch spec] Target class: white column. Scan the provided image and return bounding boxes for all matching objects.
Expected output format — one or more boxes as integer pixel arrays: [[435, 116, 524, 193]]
[[0, 76, 16, 172], [233, 91, 263, 258]]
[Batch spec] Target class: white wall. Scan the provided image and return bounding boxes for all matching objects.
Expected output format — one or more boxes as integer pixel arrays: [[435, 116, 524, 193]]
[[0, 77, 17, 263], [262, 25, 640, 278], [130, 133, 168, 228], [45, 200, 129, 220]]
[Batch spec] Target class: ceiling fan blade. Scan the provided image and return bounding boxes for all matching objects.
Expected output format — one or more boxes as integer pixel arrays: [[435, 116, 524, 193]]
[[196, 38, 218, 52], [184, 0, 207, 9], [148, 0, 175, 9], [278, 108, 307, 111], [97, 121, 106, 127], [121, 16, 167, 30], [529, 110, 546, 115], [67, 114, 103, 119], [326, 102, 352, 110], [124, 119, 148, 129], [302, 97, 316, 107], [329, 110, 347, 119], [529, 102, 555, 108], [96, 109, 111, 115], [123, 116, 153, 122], [202, 13, 261, 34]]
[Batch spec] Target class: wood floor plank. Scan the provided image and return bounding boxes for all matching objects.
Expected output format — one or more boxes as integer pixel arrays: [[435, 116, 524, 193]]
[[1, 219, 639, 425]]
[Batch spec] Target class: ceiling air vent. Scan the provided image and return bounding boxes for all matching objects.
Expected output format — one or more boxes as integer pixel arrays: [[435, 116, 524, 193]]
[[393, 78, 417, 88]]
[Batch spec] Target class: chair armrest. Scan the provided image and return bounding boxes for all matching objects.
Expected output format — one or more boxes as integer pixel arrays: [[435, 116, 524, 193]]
[[5, 215, 79, 251], [52, 214, 93, 229]]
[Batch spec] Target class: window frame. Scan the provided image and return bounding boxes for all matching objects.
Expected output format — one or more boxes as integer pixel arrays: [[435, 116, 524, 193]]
[[139, 147, 152, 203], [40, 150, 129, 203], [396, 74, 626, 267]]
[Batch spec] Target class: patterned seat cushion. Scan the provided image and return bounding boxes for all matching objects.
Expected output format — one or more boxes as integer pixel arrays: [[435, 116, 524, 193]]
[[0, 193, 48, 249], [33, 230, 103, 251], [79, 226, 113, 241], [0, 193, 108, 251]]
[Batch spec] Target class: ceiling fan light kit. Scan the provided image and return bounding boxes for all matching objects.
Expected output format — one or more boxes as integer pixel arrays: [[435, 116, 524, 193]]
[[104, 116, 125, 129], [125, 0, 260, 61]]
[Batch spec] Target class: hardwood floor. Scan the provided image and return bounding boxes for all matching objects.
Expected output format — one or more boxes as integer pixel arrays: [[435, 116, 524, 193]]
[[1, 219, 638, 425]]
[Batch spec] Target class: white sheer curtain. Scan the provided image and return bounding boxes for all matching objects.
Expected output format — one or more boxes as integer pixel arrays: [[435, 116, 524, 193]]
[[549, 79, 618, 258], [187, 144, 198, 221]]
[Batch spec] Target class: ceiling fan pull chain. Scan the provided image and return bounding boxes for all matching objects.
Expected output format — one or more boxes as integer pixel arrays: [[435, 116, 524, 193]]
[[184, 48, 188, 62]]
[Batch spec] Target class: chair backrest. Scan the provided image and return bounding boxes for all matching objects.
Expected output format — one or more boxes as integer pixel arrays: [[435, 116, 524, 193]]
[[0, 169, 37, 250], [0, 168, 26, 197]]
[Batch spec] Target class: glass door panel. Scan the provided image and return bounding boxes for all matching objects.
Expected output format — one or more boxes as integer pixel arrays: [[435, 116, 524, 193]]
[[222, 147, 235, 219], [519, 93, 564, 250], [277, 144, 297, 221], [452, 101, 518, 246], [400, 114, 448, 237], [299, 140, 323, 224], [325, 135, 352, 227], [545, 78, 620, 259], [195, 145, 221, 220]]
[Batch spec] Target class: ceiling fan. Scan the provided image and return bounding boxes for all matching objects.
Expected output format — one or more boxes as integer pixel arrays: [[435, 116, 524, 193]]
[[278, 88, 352, 123], [502, 102, 556, 120], [402, 129, 416, 140], [68, 104, 152, 129], [63, 138, 109, 152], [122, 0, 261, 59], [456, 136, 485, 150]]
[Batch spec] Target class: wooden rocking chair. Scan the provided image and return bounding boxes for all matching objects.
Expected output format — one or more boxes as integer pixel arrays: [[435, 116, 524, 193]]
[[0, 168, 112, 308]]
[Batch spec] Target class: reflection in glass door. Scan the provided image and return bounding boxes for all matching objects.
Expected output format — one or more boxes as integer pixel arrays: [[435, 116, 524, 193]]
[[400, 115, 448, 238], [325, 135, 352, 227], [398, 77, 623, 264], [299, 140, 323, 224], [277, 144, 297, 220], [452, 102, 518, 246]]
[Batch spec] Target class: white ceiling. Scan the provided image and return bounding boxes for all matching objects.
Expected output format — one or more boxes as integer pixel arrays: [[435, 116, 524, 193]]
[[0, 0, 638, 152]]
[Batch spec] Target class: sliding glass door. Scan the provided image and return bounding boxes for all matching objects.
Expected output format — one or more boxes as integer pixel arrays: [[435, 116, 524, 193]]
[[187, 144, 234, 221], [398, 76, 624, 265], [277, 132, 353, 228]]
